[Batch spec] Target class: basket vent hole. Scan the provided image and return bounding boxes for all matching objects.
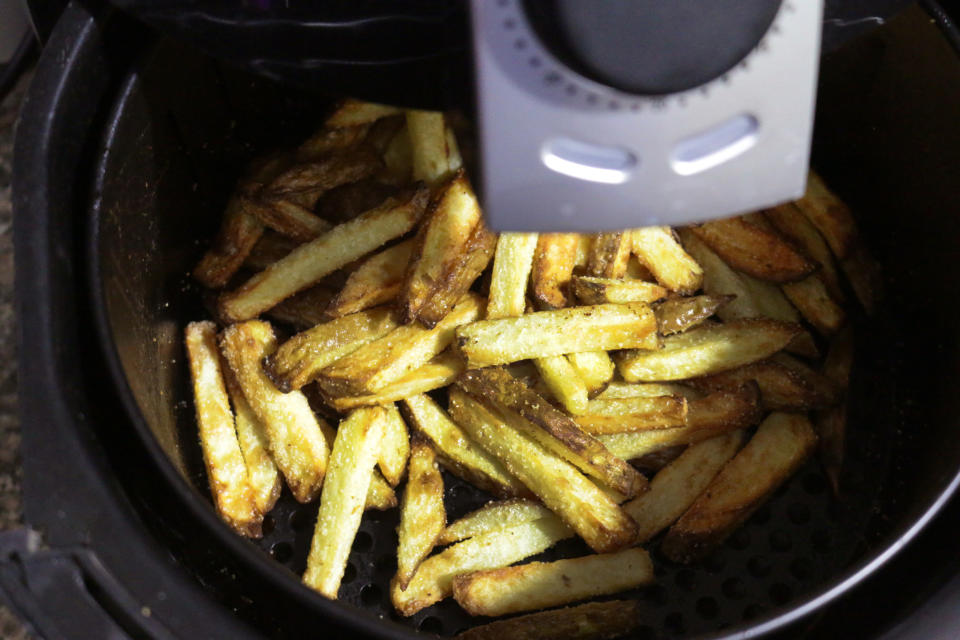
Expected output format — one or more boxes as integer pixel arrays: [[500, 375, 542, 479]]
[[270, 542, 293, 563], [769, 529, 792, 552], [696, 596, 719, 620], [787, 502, 810, 525], [418, 616, 443, 634], [722, 577, 746, 599], [262, 515, 276, 536], [747, 555, 771, 579], [664, 612, 685, 636], [353, 531, 374, 553], [769, 582, 793, 606], [289, 510, 312, 531], [342, 562, 357, 585], [360, 584, 382, 608]]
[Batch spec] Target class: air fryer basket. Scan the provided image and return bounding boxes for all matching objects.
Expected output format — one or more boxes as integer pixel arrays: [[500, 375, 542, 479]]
[[88, 5, 960, 639]]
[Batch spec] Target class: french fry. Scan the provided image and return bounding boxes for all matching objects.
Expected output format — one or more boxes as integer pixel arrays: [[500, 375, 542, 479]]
[[533, 355, 589, 415], [782, 275, 846, 335], [630, 227, 703, 294], [318, 293, 482, 396], [453, 548, 654, 617], [303, 407, 386, 598], [244, 231, 300, 272], [367, 469, 399, 510], [391, 517, 573, 616], [264, 285, 338, 331], [817, 327, 855, 494], [531, 233, 580, 309], [596, 381, 701, 401], [325, 99, 402, 128], [401, 394, 529, 499], [325, 239, 414, 318], [566, 351, 616, 395], [396, 438, 446, 588], [487, 233, 540, 319], [456, 368, 647, 498], [296, 123, 371, 159], [574, 234, 593, 268], [264, 149, 382, 202], [839, 241, 882, 315], [654, 294, 733, 336], [574, 395, 688, 435], [184, 322, 262, 537], [617, 318, 800, 382], [587, 232, 632, 278], [438, 499, 555, 545], [455, 302, 658, 368], [362, 114, 406, 154], [400, 173, 484, 323], [219, 187, 429, 322], [219, 321, 330, 503], [623, 431, 745, 543], [661, 411, 817, 563], [572, 276, 668, 306], [455, 600, 643, 640], [406, 110, 460, 183], [252, 195, 331, 242], [314, 179, 399, 224], [690, 217, 817, 283], [222, 365, 282, 515], [193, 196, 266, 288], [448, 390, 640, 553], [764, 202, 845, 301], [793, 171, 856, 260], [378, 404, 410, 486], [328, 350, 464, 412], [382, 124, 413, 183], [264, 307, 399, 392]]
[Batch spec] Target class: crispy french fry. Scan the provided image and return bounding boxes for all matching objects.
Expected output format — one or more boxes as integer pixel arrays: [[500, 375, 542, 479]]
[[252, 195, 331, 242], [318, 293, 481, 396], [572, 276, 668, 306], [782, 275, 845, 335], [264, 150, 381, 202], [455, 600, 643, 640], [488, 233, 539, 319], [574, 234, 592, 268], [533, 354, 589, 415], [382, 124, 413, 183], [219, 321, 330, 503], [264, 285, 337, 331], [662, 411, 817, 562], [566, 351, 616, 395], [690, 217, 816, 283], [391, 517, 572, 616], [438, 499, 555, 545], [325, 99, 402, 128], [194, 196, 267, 289], [817, 326, 855, 494], [617, 318, 800, 382], [314, 179, 399, 224], [367, 469, 399, 510], [401, 394, 529, 499], [596, 381, 701, 401], [456, 302, 658, 368], [185, 322, 262, 537], [220, 187, 429, 322], [378, 404, 410, 486], [448, 390, 639, 553], [325, 239, 414, 318], [296, 124, 371, 159], [630, 227, 703, 294], [654, 294, 732, 336], [363, 113, 406, 153], [764, 202, 845, 301], [623, 431, 745, 542], [453, 547, 654, 617], [575, 395, 688, 435], [587, 232, 632, 278], [531, 233, 580, 309], [244, 231, 300, 272], [303, 407, 386, 598], [265, 307, 399, 392], [396, 438, 446, 588], [406, 110, 460, 183], [328, 350, 464, 412], [794, 171, 856, 259], [456, 368, 647, 498]]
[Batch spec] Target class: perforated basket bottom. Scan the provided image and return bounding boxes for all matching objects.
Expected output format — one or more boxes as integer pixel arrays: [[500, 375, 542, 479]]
[[251, 405, 889, 640]]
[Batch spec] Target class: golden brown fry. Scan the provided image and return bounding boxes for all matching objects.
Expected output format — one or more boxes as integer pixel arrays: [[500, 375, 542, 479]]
[[453, 548, 654, 617], [449, 390, 639, 553], [325, 240, 414, 318], [817, 326, 855, 495], [314, 179, 399, 224], [617, 318, 800, 382], [690, 217, 817, 283], [587, 232, 632, 278], [623, 431, 745, 542], [764, 202, 845, 301], [406, 110, 461, 183], [654, 294, 733, 336], [596, 381, 701, 401], [455, 600, 643, 640], [391, 517, 572, 616], [456, 302, 658, 368], [264, 285, 338, 331], [325, 99, 402, 128], [185, 322, 262, 537], [220, 187, 429, 322], [566, 351, 616, 396], [319, 293, 481, 396], [303, 407, 386, 598], [264, 149, 382, 201], [378, 404, 410, 486], [401, 394, 529, 499], [396, 437, 446, 588], [782, 275, 846, 335], [243, 231, 300, 272], [265, 307, 399, 392], [575, 395, 688, 435], [794, 171, 856, 259], [630, 227, 704, 294], [382, 124, 413, 183], [572, 276, 668, 306], [367, 469, 399, 510], [219, 321, 330, 503], [296, 124, 371, 160], [662, 411, 817, 562], [531, 233, 580, 309], [438, 499, 555, 545], [456, 368, 647, 498], [487, 233, 539, 319], [251, 195, 331, 242], [193, 196, 266, 289], [840, 241, 882, 315], [533, 354, 590, 415]]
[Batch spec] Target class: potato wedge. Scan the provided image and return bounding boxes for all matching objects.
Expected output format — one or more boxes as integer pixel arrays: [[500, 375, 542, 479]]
[[448, 390, 639, 553], [184, 322, 262, 537], [319, 293, 481, 396], [220, 187, 429, 322], [531, 233, 580, 309], [794, 171, 856, 259], [367, 469, 399, 510], [456, 302, 658, 368], [575, 395, 688, 435], [566, 351, 616, 395], [401, 394, 529, 499], [303, 407, 386, 598], [264, 285, 338, 331], [456, 368, 647, 498], [455, 600, 643, 640], [587, 232, 632, 278], [533, 354, 589, 415], [406, 110, 460, 183], [623, 431, 745, 543], [378, 404, 410, 486], [690, 217, 817, 283], [391, 517, 572, 616], [396, 437, 446, 588], [662, 411, 817, 562], [764, 202, 845, 301], [630, 227, 703, 294], [487, 233, 539, 319], [654, 294, 732, 336], [253, 195, 331, 242], [328, 350, 464, 412], [265, 307, 399, 392], [438, 499, 555, 545], [453, 547, 654, 616], [325, 99, 402, 128], [193, 196, 266, 289], [220, 321, 330, 503], [617, 318, 800, 382], [325, 239, 414, 318], [572, 276, 668, 306]]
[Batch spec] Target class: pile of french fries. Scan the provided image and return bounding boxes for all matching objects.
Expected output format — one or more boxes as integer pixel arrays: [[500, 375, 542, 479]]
[[182, 99, 876, 639]]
